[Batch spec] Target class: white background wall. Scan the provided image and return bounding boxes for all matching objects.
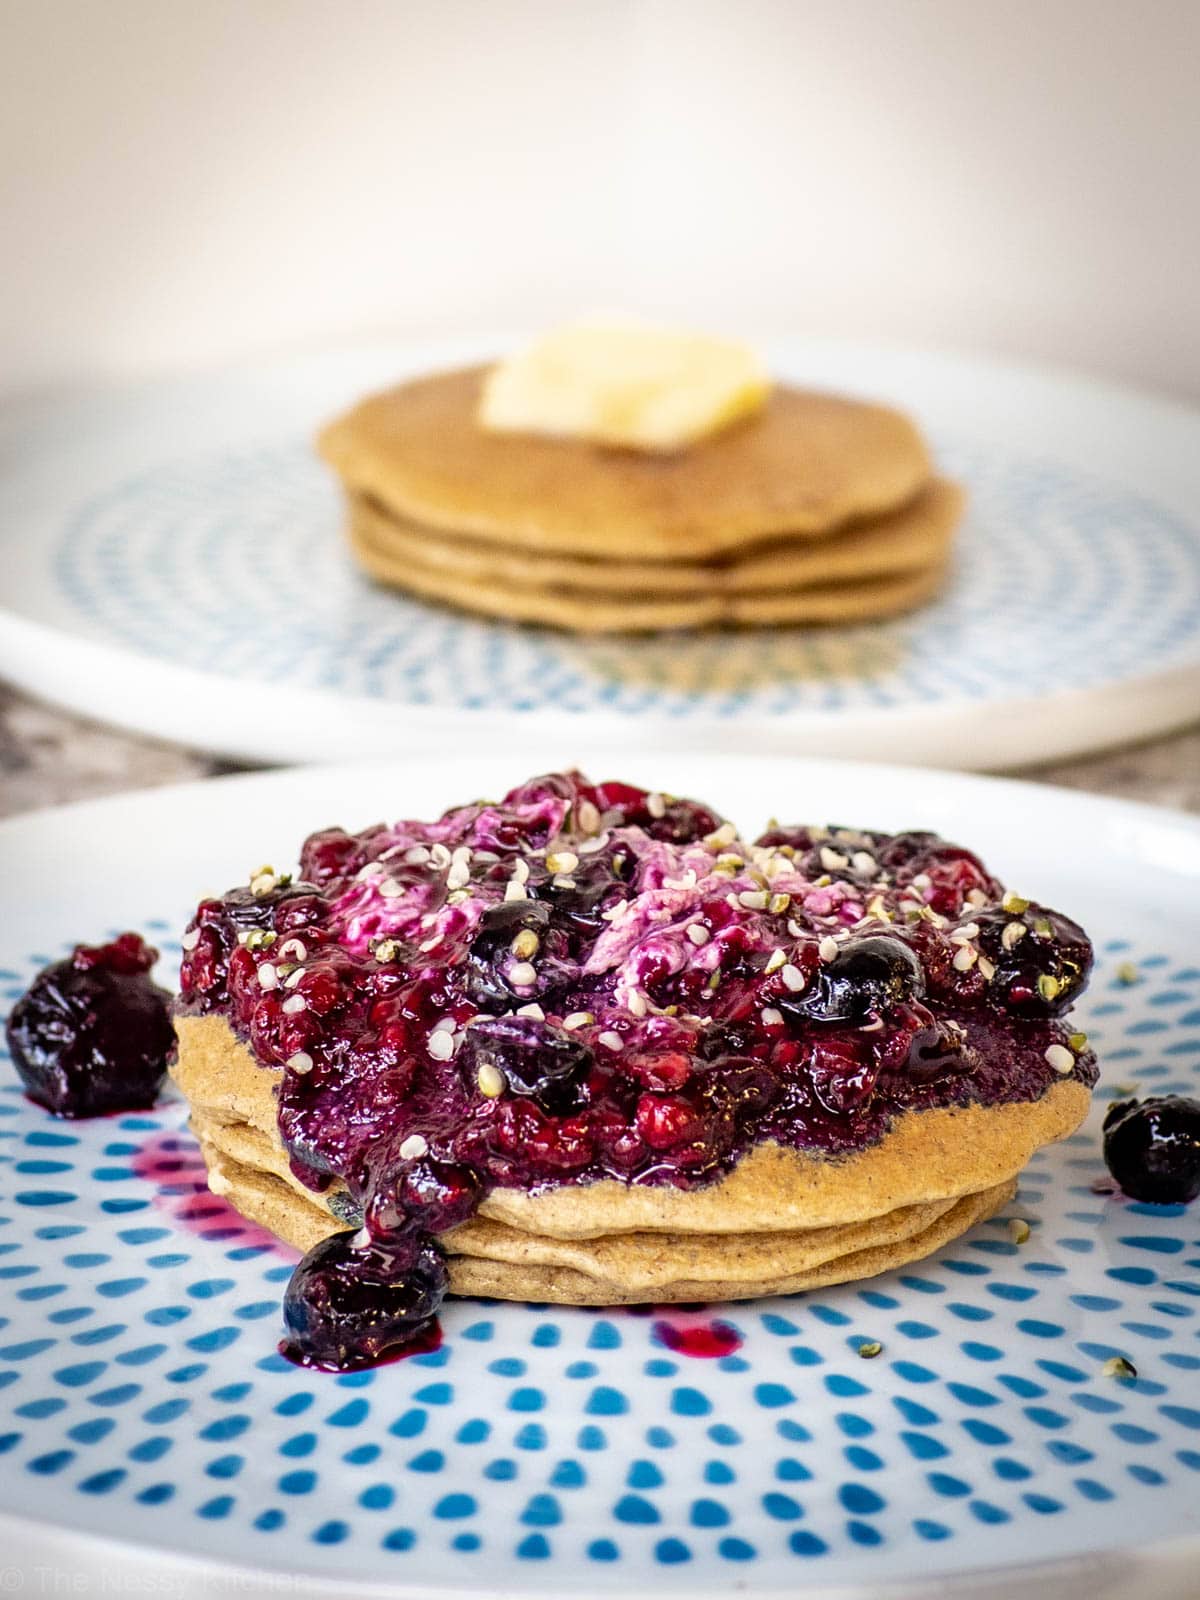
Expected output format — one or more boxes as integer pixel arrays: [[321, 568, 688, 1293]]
[[2, 0, 1198, 401]]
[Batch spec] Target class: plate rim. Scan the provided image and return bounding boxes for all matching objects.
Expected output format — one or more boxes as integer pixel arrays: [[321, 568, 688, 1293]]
[[1, 1505, 1198, 1600], [5, 745, 1200, 854], [3, 335, 1200, 772], [2, 604, 1200, 774]]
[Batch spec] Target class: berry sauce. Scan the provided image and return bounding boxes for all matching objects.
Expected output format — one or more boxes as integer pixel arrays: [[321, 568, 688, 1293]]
[[175, 771, 1098, 1369], [6, 933, 173, 1118], [131, 1130, 298, 1253], [652, 1318, 744, 1358]]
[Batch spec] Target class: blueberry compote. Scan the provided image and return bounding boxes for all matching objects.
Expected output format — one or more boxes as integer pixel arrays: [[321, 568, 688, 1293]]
[[176, 773, 1098, 1369], [7, 934, 173, 1117], [281, 1231, 448, 1370], [1103, 1096, 1200, 1204]]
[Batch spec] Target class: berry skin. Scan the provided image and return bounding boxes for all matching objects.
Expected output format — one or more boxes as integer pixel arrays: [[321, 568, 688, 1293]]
[[463, 900, 552, 1009], [529, 852, 627, 946], [591, 781, 723, 845], [807, 1037, 878, 1116], [219, 881, 321, 935], [1103, 1096, 1200, 1204], [280, 1230, 447, 1370], [973, 906, 1092, 1016], [781, 935, 925, 1025], [6, 934, 173, 1117], [365, 1156, 482, 1239], [299, 828, 362, 887], [460, 1015, 594, 1114]]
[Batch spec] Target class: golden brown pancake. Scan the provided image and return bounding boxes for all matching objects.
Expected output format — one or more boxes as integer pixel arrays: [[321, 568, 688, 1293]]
[[350, 478, 963, 598], [318, 365, 934, 562], [348, 515, 949, 632], [445, 1185, 1014, 1303], [173, 1014, 1084, 1304], [194, 1126, 1015, 1304]]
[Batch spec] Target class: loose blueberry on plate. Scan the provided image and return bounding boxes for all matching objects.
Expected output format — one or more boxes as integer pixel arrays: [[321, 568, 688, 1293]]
[[281, 1230, 448, 1370], [5, 933, 174, 1117], [1102, 1095, 1200, 1204]]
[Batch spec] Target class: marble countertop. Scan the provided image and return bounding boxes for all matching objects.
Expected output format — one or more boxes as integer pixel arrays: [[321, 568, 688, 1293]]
[[1, 683, 1198, 820]]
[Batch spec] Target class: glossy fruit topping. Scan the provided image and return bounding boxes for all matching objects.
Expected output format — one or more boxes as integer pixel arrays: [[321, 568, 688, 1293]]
[[280, 1230, 448, 1370], [1102, 1095, 1200, 1204], [780, 934, 924, 1025], [973, 906, 1092, 1016], [176, 772, 1098, 1367], [461, 1014, 595, 1114], [6, 933, 173, 1118], [364, 1155, 483, 1239]]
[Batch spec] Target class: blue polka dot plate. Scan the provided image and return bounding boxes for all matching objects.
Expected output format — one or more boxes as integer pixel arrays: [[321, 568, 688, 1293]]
[[1, 339, 1199, 770], [1, 750, 1198, 1597]]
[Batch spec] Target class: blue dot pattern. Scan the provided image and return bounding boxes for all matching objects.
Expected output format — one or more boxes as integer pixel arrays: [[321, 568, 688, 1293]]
[[1, 932, 1199, 1589], [50, 442, 1200, 723]]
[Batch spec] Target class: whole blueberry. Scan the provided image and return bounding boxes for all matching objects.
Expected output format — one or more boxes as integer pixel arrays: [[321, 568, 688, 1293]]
[[461, 1015, 594, 1113], [5, 934, 174, 1117], [280, 1230, 447, 1370], [220, 881, 322, 935], [366, 1156, 482, 1239], [974, 906, 1092, 1016], [782, 935, 925, 1025], [1103, 1096, 1200, 1204], [463, 900, 553, 1009]]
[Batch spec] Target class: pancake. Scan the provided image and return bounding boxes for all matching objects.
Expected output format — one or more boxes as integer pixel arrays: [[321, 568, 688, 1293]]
[[318, 365, 933, 561], [349, 479, 963, 598], [170, 770, 1098, 1361], [190, 1099, 972, 1279], [444, 1183, 1014, 1304], [348, 514, 949, 631], [174, 1011, 1083, 1300], [194, 1125, 1014, 1304]]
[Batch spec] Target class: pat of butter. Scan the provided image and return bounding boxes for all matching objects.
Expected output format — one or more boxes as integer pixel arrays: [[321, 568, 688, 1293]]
[[478, 320, 771, 452]]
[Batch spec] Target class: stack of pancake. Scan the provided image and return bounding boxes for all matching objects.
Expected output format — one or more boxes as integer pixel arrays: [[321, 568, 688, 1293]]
[[318, 365, 963, 633], [172, 1014, 1087, 1304]]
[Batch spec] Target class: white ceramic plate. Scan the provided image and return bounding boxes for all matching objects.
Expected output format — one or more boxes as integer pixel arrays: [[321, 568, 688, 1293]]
[[2, 339, 1199, 771], [1, 747, 1199, 1599]]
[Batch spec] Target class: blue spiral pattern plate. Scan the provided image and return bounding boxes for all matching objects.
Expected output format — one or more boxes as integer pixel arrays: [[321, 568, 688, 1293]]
[[0, 753, 1197, 1595], [46, 439, 1200, 720], [1, 341, 1199, 767]]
